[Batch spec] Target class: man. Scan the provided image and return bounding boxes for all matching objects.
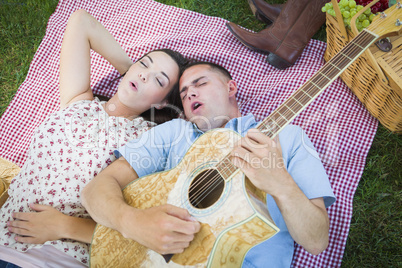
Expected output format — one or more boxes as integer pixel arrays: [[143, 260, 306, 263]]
[[82, 62, 335, 267]]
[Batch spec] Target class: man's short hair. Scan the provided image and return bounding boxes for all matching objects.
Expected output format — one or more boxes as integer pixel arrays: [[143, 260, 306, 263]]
[[183, 61, 232, 81]]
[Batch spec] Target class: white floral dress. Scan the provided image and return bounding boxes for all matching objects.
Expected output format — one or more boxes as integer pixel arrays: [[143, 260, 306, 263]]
[[0, 98, 155, 265]]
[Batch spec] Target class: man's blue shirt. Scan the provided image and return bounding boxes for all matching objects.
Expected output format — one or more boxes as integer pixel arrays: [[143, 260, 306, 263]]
[[116, 114, 336, 267]]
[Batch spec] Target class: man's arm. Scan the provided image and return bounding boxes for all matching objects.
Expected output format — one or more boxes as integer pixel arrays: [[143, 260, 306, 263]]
[[81, 157, 200, 254], [230, 129, 329, 255]]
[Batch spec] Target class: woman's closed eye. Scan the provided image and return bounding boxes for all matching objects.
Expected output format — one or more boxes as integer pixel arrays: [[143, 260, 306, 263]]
[[140, 60, 148, 68], [156, 77, 163, 87]]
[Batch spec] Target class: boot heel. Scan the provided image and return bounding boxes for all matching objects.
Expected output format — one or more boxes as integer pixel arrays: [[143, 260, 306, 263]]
[[266, 53, 292, 70]]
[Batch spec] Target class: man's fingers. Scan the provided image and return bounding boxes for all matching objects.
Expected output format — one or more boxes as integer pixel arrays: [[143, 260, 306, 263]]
[[164, 205, 200, 234], [246, 129, 277, 147], [231, 154, 253, 175], [165, 205, 192, 221], [168, 241, 193, 254], [231, 146, 258, 165]]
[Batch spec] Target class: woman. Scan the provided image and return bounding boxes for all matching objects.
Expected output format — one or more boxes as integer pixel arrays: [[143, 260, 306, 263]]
[[0, 9, 187, 267]]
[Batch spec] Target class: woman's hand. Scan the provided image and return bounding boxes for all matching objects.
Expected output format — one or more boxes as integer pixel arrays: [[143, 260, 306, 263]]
[[7, 203, 68, 244], [7, 203, 97, 244]]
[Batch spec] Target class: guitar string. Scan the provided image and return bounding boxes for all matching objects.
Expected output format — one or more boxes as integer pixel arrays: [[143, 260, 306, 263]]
[[172, 30, 374, 209], [170, 31, 375, 210], [181, 30, 375, 210]]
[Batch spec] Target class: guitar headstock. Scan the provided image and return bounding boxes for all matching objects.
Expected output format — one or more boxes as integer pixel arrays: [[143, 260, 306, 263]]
[[367, 1, 402, 38]]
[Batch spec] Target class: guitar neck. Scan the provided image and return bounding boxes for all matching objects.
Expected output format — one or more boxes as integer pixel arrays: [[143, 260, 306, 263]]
[[257, 29, 379, 138], [217, 29, 379, 181]]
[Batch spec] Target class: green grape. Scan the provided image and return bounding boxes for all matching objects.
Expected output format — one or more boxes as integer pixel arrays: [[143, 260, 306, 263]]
[[339, 0, 348, 8], [325, 2, 333, 9], [323, 0, 373, 30], [362, 19, 370, 27]]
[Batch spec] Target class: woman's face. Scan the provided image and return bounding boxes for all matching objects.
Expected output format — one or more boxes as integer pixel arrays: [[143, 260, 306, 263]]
[[116, 51, 180, 113]]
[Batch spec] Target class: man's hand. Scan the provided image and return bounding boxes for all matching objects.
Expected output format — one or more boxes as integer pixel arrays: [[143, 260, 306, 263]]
[[120, 204, 201, 254], [230, 129, 291, 195], [7, 203, 68, 244], [230, 128, 330, 255], [82, 158, 200, 254]]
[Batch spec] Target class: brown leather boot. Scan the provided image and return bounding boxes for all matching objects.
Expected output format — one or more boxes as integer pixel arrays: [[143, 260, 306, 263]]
[[248, 0, 283, 24], [227, 0, 327, 69]]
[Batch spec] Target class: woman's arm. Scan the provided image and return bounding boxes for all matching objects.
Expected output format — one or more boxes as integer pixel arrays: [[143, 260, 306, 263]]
[[59, 9, 133, 109], [7, 203, 96, 244]]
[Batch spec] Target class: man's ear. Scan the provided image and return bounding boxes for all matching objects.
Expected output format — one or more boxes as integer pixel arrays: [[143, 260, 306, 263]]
[[155, 100, 168, 110], [228, 80, 238, 97]]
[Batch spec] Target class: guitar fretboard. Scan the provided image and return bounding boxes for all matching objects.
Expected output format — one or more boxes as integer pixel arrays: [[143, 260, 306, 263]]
[[217, 29, 379, 181]]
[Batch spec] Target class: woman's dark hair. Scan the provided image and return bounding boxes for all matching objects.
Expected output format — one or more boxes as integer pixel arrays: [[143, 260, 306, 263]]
[[95, 48, 188, 124]]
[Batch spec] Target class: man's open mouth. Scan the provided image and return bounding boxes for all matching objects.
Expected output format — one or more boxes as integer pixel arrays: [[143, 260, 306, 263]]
[[192, 102, 202, 112]]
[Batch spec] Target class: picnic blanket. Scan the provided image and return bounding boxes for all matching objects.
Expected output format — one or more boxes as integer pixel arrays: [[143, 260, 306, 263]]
[[0, 0, 378, 267]]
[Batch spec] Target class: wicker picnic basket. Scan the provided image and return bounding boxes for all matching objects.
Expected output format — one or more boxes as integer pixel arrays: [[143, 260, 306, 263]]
[[324, 0, 402, 133]]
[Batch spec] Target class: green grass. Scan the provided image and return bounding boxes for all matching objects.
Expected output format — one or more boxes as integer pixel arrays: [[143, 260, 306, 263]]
[[0, 0, 401, 266]]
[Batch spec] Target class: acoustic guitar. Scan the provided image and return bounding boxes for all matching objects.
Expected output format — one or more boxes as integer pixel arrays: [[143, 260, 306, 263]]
[[89, 4, 401, 267]]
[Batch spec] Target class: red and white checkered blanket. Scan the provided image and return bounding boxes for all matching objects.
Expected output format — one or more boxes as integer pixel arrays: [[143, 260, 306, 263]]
[[0, 0, 377, 267]]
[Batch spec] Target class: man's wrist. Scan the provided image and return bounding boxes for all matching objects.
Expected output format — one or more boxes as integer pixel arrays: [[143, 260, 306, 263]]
[[270, 171, 300, 202], [114, 203, 138, 237]]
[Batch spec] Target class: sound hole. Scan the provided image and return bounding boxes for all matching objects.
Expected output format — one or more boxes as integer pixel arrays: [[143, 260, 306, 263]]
[[189, 169, 225, 209]]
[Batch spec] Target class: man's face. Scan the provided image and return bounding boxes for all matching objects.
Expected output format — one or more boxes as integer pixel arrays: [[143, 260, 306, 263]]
[[179, 64, 235, 131]]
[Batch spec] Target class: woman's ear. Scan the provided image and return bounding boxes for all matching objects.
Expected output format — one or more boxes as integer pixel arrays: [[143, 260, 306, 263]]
[[228, 80, 238, 97]]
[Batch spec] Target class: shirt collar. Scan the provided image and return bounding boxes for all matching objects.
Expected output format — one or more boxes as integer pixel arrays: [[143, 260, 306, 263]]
[[191, 113, 258, 136]]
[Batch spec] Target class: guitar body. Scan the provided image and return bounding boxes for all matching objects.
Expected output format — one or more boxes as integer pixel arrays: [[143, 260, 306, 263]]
[[90, 129, 279, 267]]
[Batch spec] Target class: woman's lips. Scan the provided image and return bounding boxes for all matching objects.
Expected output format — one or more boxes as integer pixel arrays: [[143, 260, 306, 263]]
[[129, 81, 138, 91]]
